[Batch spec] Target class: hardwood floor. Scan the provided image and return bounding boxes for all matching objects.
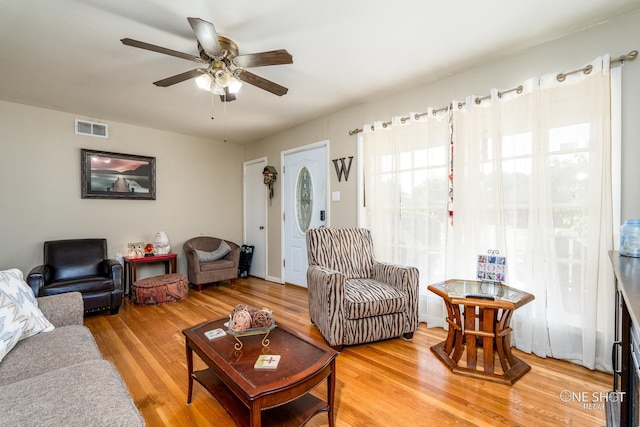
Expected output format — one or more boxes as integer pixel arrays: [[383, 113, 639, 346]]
[[84, 277, 612, 426]]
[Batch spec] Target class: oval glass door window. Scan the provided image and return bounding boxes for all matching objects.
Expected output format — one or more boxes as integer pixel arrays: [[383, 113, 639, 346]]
[[296, 167, 313, 232]]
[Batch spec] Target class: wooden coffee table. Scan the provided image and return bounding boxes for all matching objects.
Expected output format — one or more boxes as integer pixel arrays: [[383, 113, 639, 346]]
[[183, 317, 338, 427]]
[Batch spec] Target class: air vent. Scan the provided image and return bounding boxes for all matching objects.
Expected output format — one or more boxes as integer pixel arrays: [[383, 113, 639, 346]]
[[75, 119, 108, 138]]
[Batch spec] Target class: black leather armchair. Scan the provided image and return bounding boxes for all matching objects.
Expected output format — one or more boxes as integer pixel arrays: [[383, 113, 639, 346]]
[[27, 238, 123, 315]]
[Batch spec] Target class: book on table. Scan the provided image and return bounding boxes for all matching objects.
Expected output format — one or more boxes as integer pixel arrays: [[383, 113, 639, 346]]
[[254, 354, 281, 370], [204, 328, 226, 340]]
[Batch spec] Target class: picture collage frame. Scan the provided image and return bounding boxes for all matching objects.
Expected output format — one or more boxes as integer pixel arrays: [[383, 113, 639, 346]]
[[477, 252, 507, 283]]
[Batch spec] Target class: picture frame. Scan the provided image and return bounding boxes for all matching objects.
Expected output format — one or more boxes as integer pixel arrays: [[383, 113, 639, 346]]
[[127, 242, 145, 258], [81, 149, 156, 200], [476, 254, 507, 282]]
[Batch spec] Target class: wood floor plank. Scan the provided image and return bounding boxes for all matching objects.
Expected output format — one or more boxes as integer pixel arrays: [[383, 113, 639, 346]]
[[84, 278, 612, 426]]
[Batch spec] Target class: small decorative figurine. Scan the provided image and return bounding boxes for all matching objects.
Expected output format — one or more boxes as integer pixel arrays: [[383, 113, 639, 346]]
[[144, 243, 155, 257], [154, 231, 170, 255]]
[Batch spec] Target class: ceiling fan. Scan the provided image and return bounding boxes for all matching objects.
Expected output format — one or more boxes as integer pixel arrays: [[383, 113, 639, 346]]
[[121, 17, 293, 102]]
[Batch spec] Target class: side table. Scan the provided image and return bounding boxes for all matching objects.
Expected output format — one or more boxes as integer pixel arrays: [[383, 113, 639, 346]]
[[123, 253, 177, 296], [428, 279, 534, 385]]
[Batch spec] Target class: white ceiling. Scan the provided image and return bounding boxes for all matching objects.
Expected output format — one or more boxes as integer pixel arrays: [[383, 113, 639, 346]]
[[1, 0, 639, 144]]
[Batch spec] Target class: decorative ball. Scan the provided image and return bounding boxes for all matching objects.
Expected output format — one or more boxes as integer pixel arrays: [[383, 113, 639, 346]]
[[251, 309, 273, 328], [230, 304, 248, 318], [232, 310, 252, 331]]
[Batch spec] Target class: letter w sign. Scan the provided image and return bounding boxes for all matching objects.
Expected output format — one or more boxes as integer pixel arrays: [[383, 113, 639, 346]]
[[332, 156, 353, 182]]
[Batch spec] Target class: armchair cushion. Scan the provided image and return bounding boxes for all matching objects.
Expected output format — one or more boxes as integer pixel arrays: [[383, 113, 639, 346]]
[[37, 276, 115, 295], [201, 259, 236, 271], [196, 240, 231, 262], [306, 229, 374, 279], [344, 279, 408, 319], [44, 241, 111, 281]]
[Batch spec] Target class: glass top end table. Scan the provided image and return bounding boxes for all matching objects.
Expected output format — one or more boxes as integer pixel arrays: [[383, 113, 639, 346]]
[[428, 279, 534, 385], [438, 279, 527, 304]]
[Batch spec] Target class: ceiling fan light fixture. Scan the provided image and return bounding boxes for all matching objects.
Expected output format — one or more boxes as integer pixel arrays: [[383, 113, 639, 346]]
[[195, 73, 212, 90], [228, 78, 243, 94], [213, 68, 232, 87]]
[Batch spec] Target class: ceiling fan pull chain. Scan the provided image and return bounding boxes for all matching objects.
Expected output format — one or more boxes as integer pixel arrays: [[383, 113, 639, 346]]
[[223, 97, 228, 143], [210, 92, 215, 120]]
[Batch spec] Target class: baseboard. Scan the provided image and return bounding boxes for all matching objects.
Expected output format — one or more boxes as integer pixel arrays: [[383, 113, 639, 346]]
[[265, 275, 283, 284]]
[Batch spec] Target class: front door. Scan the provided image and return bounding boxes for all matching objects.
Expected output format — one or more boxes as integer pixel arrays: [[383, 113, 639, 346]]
[[282, 143, 328, 287]]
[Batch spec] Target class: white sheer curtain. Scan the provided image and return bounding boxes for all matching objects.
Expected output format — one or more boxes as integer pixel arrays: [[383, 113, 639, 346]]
[[359, 111, 451, 327], [359, 55, 617, 371]]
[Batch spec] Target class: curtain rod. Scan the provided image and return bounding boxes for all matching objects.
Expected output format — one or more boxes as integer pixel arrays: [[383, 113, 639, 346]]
[[348, 50, 637, 136]]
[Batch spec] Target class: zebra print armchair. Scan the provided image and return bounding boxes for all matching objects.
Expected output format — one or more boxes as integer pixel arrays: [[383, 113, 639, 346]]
[[306, 227, 419, 349]]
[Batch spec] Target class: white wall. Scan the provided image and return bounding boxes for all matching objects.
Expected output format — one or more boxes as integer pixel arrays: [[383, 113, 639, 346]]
[[244, 10, 640, 280], [0, 101, 244, 278]]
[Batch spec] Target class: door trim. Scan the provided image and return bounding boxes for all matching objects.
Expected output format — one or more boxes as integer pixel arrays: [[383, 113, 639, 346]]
[[280, 140, 330, 284], [243, 157, 267, 279]]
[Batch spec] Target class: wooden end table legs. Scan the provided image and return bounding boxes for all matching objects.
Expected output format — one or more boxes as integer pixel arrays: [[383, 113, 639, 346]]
[[443, 300, 464, 362], [327, 359, 336, 427], [186, 345, 194, 405], [431, 299, 530, 385], [123, 254, 177, 297]]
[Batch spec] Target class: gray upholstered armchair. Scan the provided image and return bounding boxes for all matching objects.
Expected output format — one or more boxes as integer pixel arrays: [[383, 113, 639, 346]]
[[306, 227, 419, 349], [183, 236, 240, 291]]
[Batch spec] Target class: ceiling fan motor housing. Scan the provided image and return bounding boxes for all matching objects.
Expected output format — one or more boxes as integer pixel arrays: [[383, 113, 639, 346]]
[[198, 36, 239, 62]]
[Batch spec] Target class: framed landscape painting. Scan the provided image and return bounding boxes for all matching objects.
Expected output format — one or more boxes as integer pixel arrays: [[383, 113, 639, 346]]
[[81, 149, 156, 200]]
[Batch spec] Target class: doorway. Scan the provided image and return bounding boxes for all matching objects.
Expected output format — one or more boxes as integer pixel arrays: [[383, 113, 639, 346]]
[[243, 158, 267, 279], [282, 142, 328, 287]]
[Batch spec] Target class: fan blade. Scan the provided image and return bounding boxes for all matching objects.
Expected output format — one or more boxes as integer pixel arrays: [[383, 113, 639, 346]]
[[235, 49, 293, 68], [187, 17, 221, 59], [219, 87, 237, 102], [153, 68, 206, 87], [238, 71, 288, 96], [121, 38, 203, 63]]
